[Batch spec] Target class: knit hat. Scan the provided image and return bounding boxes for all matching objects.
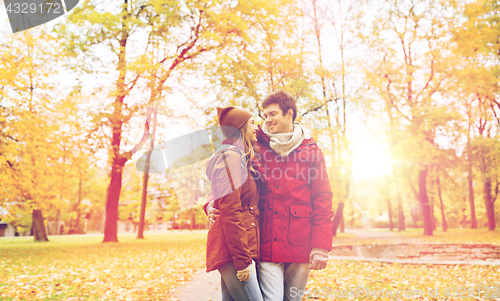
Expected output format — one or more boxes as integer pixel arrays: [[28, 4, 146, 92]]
[[216, 107, 253, 138]]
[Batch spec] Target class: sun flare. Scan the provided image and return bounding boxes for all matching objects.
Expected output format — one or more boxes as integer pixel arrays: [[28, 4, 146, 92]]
[[352, 140, 393, 181]]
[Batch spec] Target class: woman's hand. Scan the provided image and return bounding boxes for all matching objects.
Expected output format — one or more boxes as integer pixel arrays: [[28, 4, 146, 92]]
[[236, 265, 251, 282]]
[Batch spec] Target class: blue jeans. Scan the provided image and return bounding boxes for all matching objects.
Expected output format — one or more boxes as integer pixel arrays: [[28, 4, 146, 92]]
[[257, 262, 310, 301], [219, 261, 263, 301]]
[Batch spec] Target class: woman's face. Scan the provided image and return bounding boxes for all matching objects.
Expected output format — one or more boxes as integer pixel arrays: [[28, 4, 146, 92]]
[[245, 116, 258, 143]]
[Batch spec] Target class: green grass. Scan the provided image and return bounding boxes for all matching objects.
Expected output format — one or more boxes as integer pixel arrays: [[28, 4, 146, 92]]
[[0, 232, 207, 300]]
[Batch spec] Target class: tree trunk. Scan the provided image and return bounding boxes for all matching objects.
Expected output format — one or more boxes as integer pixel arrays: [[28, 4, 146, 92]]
[[484, 178, 495, 230], [74, 209, 81, 234], [467, 161, 477, 229], [103, 157, 127, 242], [138, 149, 152, 239], [32, 209, 49, 242], [58, 154, 65, 235], [395, 172, 405, 231], [56, 210, 61, 235], [436, 175, 448, 232], [75, 176, 82, 234], [332, 202, 344, 236], [340, 215, 345, 233], [467, 135, 477, 229], [386, 172, 393, 231], [191, 207, 194, 231], [102, 0, 130, 243], [419, 168, 433, 236], [429, 172, 437, 231], [340, 155, 352, 234], [138, 106, 157, 239], [430, 197, 436, 231], [410, 203, 418, 228], [57, 166, 62, 234]]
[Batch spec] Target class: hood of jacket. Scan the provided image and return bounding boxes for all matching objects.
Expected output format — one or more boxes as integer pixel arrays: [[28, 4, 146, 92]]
[[206, 143, 245, 182]]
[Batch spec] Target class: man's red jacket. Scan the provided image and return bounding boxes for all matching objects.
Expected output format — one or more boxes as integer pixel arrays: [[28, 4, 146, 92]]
[[254, 125, 333, 263]]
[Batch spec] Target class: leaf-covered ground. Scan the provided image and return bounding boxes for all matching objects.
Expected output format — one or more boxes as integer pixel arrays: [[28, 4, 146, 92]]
[[1, 229, 500, 300], [0, 233, 207, 300], [308, 261, 500, 300], [305, 229, 500, 300]]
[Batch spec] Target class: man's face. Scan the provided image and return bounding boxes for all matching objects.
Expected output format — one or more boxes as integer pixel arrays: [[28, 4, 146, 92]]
[[263, 103, 294, 134]]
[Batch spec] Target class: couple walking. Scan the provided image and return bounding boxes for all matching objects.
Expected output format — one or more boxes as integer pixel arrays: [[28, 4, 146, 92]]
[[204, 90, 334, 301]]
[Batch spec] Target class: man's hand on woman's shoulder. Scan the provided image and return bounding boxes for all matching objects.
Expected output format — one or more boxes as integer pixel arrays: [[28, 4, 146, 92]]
[[207, 200, 220, 227]]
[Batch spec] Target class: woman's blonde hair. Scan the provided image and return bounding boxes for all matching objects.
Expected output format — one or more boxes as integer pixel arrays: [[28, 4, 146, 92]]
[[238, 119, 257, 174]]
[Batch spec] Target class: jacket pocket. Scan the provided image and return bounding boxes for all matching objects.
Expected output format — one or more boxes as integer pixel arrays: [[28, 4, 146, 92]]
[[288, 205, 312, 246], [243, 212, 257, 253]]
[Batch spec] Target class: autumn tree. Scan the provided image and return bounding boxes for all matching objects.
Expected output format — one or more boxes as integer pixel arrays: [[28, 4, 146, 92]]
[[453, 0, 500, 230], [0, 30, 74, 241], [307, 0, 361, 234], [361, 0, 460, 235], [205, 0, 365, 236], [57, 0, 286, 242], [203, 0, 311, 115]]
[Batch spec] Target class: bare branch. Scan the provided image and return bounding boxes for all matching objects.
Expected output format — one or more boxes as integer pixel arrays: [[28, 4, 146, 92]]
[[126, 73, 141, 91], [159, 10, 204, 66], [126, 129, 149, 158], [302, 98, 339, 117], [415, 53, 435, 101], [489, 97, 500, 124], [385, 73, 412, 123], [6, 135, 19, 142]]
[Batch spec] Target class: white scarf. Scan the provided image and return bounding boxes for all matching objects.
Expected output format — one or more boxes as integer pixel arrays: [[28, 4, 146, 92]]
[[262, 122, 311, 158]]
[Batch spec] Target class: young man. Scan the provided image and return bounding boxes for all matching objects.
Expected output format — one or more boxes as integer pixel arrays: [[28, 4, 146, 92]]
[[207, 90, 334, 301], [253, 90, 333, 301]]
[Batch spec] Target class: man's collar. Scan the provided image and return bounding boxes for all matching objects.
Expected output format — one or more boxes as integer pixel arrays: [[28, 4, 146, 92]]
[[261, 122, 311, 139], [257, 124, 315, 147]]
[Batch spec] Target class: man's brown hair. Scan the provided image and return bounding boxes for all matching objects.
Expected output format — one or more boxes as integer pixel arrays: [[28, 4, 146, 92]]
[[262, 90, 297, 122]]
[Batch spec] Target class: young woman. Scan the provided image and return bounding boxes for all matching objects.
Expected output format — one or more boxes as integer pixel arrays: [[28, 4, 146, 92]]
[[205, 107, 264, 301]]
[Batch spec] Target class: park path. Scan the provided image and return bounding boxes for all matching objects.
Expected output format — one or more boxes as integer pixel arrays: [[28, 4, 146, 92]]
[[172, 229, 406, 301], [334, 228, 423, 243], [173, 270, 221, 301]]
